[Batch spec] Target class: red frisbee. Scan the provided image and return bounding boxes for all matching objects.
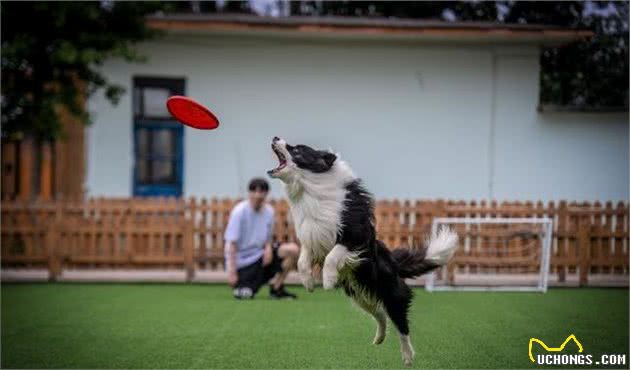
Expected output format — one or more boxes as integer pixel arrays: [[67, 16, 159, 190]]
[[166, 96, 220, 130]]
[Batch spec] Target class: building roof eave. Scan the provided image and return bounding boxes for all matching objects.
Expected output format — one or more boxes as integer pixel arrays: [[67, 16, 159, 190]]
[[146, 14, 593, 45]]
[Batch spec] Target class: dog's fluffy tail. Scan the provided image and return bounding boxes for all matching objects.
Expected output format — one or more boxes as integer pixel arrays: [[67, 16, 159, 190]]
[[392, 226, 459, 278]]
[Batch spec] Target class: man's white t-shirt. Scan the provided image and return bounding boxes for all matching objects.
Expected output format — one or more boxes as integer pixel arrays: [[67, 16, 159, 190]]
[[224, 200, 274, 270]]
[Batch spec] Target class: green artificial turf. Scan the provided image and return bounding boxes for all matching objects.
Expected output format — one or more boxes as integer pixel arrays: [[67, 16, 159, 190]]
[[1, 283, 628, 369]]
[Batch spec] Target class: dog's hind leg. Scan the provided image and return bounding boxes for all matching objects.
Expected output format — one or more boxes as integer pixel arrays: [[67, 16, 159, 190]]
[[352, 295, 387, 345], [383, 282, 415, 366], [322, 244, 360, 290]]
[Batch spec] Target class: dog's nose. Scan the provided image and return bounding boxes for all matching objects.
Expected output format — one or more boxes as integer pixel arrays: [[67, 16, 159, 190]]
[[273, 136, 280, 142]]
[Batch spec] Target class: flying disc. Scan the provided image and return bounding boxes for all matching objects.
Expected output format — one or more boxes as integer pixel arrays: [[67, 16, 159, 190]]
[[166, 96, 220, 130]]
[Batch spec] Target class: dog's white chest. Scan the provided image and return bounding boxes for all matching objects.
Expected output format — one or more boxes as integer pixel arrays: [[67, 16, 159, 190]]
[[289, 196, 342, 264]]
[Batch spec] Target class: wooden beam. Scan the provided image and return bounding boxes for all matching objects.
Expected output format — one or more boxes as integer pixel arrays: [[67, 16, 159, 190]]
[[146, 18, 593, 42], [55, 98, 86, 200], [54, 140, 65, 199], [40, 142, 53, 200], [18, 138, 34, 201], [1, 141, 18, 199]]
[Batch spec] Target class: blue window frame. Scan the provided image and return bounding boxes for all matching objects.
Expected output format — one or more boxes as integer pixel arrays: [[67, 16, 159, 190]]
[[132, 77, 185, 197]]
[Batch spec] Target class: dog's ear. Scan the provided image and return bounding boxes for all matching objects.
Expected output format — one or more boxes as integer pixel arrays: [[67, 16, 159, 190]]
[[322, 151, 337, 167], [307, 151, 337, 173]]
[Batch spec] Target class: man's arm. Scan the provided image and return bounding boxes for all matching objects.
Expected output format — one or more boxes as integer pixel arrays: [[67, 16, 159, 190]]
[[262, 241, 273, 266], [224, 207, 242, 287], [226, 241, 238, 286], [263, 208, 274, 266]]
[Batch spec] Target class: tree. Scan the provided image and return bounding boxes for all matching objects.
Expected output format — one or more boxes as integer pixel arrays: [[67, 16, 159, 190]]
[[527, 1, 629, 109], [3, 0, 627, 140], [1, 2, 171, 140]]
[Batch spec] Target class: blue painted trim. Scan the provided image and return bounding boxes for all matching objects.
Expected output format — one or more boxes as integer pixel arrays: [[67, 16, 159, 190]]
[[132, 119, 184, 197]]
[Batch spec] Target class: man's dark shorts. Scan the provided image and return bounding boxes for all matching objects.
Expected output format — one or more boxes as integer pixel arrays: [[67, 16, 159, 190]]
[[235, 243, 283, 296]]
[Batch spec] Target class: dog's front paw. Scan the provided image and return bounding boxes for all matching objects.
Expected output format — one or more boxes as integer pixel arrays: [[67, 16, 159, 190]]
[[300, 274, 315, 292]]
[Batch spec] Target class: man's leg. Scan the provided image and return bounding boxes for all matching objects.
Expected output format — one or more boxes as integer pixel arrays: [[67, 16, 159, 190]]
[[270, 242, 299, 290], [234, 259, 263, 299]]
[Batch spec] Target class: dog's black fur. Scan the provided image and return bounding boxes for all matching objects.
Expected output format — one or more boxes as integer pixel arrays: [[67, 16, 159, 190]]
[[276, 142, 441, 336], [285, 143, 338, 174], [269, 138, 458, 365], [337, 179, 439, 336]]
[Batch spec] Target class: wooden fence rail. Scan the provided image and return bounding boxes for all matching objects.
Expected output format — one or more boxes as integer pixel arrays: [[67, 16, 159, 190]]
[[1, 198, 628, 286]]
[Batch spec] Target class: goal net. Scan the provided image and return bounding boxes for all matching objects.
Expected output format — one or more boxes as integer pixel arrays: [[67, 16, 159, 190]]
[[425, 217, 553, 292]]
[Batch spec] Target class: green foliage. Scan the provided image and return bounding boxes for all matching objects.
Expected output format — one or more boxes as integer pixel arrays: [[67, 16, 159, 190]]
[[2, 1, 627, 141], [530, 2, 629, 109], [1, 2, 170, 140]]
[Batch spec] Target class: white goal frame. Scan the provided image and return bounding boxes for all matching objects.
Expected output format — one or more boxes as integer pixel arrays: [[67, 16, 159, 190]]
[[425, 217, 553, 293]]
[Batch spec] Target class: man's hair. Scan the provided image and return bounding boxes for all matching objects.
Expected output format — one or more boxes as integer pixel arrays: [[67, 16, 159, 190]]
[[248, 178, 270, 193]]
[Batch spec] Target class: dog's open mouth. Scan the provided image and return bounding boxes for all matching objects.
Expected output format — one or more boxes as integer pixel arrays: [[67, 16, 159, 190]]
[[268, 144, 287, 175]]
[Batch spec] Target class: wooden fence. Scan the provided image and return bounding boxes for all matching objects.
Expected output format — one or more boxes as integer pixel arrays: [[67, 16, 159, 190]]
[[1, 198, 628, 286]]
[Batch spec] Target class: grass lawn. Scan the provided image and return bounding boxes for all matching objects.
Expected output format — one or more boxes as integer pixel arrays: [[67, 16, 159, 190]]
[[1, 283, 628, 369]]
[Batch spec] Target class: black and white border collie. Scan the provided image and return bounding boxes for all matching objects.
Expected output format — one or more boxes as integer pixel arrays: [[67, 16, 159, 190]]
[[267, 137, 458, 366]]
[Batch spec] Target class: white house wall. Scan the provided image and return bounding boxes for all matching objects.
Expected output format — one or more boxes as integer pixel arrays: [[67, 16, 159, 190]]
[[86, 34, 628, 201], [492, 55, 629, 201]]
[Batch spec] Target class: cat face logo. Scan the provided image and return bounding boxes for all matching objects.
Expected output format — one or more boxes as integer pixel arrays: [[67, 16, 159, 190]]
[[528, 334, 584, 362]]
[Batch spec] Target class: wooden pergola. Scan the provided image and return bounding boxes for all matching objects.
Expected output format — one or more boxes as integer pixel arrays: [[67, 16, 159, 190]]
[[1, 109, 86, 201]]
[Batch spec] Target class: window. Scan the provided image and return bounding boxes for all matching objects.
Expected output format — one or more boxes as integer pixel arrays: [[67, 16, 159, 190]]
[[132, 77, 185, 197]]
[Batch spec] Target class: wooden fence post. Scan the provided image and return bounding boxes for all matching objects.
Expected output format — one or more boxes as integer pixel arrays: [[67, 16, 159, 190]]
[[184, 218, 195, 282], [46, 221, 61, 281], [578, 216, 591, 287], [447, 262, 456, 285], [557, 201, 567, 283]]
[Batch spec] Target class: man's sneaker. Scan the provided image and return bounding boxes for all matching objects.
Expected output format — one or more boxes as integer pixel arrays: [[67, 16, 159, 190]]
[[270, 285, 297, 299], [233, 287, 254, 299]]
